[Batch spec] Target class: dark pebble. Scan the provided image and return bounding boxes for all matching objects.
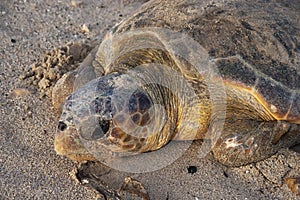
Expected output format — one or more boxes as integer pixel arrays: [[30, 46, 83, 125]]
[[187, 166, 197, 174]]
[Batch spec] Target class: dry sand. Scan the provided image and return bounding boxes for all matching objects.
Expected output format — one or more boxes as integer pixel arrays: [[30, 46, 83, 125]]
[[0, 0, 299, 199]]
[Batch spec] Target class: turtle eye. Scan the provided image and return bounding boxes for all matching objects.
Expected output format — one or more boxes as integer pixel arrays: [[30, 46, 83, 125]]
[[58, 121, 67, 131], [99, 119, 110, 134]]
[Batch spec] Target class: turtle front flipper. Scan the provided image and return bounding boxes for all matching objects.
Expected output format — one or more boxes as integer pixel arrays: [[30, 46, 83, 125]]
[[212, 119, 300, 167]]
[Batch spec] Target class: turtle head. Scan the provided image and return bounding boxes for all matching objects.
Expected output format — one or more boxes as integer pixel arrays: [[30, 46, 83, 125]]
[[54, 72, 170, 161]]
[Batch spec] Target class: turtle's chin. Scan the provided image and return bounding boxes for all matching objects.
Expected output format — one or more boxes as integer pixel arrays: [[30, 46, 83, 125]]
[[54, 126, 96, 161]]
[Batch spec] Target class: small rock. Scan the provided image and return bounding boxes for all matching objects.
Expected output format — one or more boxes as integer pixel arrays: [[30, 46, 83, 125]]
[[38, 78, 50, 89], [48, 68, 59, 81], [187, 166, 197, 174], [81, 24, 90, 34], [71, 1, 83, 7], [26, 111, 33, 118]]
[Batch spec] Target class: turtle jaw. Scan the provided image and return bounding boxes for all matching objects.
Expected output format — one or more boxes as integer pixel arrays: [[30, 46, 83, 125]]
[[54, 126, 96, 161]]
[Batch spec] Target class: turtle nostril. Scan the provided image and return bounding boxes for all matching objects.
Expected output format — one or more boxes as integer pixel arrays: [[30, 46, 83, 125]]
[[58, 121, 67, 131]]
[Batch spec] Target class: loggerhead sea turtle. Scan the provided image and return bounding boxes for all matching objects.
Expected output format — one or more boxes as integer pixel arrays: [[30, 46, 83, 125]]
[[53, 0, 300, 171]]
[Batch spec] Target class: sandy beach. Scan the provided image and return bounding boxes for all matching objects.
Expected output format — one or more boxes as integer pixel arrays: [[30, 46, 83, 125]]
[[1, 0, 299, 199]]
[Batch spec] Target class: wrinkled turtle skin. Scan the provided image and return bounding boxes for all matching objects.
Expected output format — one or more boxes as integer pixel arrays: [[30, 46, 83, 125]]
[[53, 0, 300, 167]]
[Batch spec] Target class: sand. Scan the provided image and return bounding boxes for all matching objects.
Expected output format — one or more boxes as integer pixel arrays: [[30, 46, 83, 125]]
[[0, 0, 299, 199]]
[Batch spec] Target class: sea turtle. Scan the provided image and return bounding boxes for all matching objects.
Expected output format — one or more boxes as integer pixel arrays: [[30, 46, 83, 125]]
[[53, 0, 300, 170]]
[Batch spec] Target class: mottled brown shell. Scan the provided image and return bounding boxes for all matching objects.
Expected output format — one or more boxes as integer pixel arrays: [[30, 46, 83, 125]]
[[105, 0, 300, 122]]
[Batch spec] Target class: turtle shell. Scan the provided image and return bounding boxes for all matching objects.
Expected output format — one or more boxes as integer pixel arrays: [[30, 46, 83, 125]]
[[87, 0, 299, 122]]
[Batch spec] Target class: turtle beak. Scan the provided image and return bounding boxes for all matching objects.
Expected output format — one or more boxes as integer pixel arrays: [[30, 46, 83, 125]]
[[54, 123, 96, 161]]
